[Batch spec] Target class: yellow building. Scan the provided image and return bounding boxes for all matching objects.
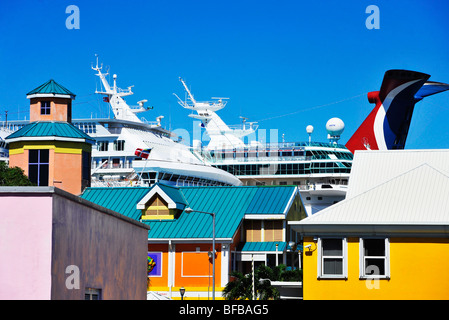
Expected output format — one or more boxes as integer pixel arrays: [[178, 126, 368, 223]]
[[291, 150, 449, 300]]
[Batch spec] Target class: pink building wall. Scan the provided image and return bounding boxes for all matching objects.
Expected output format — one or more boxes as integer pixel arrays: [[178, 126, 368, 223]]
[[0, 187, 150, 300], [0, 194, 53, 299]]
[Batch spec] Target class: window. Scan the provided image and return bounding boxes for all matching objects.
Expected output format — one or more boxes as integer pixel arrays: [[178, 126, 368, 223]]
[[40, 101, 51, 115], [82, 151, 91, 189], [318, 238, 347, 278], [360, 238, 390, 279], [113, 140, 125, 151], [28, 149, 49, 186], [85, 288, 101, 300], [97, 141, 108, 151]]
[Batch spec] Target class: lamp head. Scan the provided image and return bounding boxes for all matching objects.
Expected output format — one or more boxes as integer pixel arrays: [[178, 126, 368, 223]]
[[185, 207, 193, 213]]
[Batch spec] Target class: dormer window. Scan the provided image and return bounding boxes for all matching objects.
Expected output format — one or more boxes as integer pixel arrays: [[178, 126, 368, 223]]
[[41, 101, 51, 115], [136, 184, 187, 220]]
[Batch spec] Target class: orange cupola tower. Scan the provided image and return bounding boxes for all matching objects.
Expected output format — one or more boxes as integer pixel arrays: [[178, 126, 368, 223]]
[[27, 79, 75, 123], [5, 80, 94, 195]]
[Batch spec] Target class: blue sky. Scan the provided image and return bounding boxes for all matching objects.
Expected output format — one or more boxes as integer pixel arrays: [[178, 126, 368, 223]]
[[1, 0, 449, 149]]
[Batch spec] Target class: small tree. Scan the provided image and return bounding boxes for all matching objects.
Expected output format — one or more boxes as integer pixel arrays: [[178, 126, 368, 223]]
[[222, 270, 253, 300], [0, 161, 34, 186], [223, 264, 302, 300]]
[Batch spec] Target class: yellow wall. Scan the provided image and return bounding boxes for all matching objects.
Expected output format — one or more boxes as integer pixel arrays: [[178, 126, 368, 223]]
[[303, 236, 449, 300]]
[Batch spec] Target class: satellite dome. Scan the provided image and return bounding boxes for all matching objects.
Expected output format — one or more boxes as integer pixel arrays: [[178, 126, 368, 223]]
[[326, 118, 345, 136], [306, 125, 314, 134]]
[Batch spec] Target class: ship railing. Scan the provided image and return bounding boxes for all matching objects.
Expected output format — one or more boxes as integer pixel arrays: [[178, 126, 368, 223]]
[[204, 141, 347, 150], [205, 154, 314, 163], [139, 118, 160, 127], [91, 161, 133, 170], [298, 181, 349, 191], [91, 179, 131, 188], [1, 123, 24, 134], [226, 124, 259, 131]]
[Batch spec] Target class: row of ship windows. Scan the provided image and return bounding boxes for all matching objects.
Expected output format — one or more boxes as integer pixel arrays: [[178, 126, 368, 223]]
[[96, 140, 125, 151], [73, 123, 97, 134], [214, 162, 351, 176], [209, 150, 353, 161], [139, 172, 229, 186]]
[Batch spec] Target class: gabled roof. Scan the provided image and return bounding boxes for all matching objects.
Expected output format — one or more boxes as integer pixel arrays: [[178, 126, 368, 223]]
[[291, 164, 449, 236], [136, 183, 188, 210], [5, 121, 95, 144], [80, 184, 300, 240], [347, 149, 449, 198], [26, 79, 76, 99]]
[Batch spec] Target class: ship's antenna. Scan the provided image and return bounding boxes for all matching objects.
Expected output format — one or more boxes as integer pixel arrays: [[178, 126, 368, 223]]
[[173, 93, 187, 108], [179, 77, 196, 105], [240, 116, 248, 130], [92, 53, 103, 71], [95, 54, 99, 70]]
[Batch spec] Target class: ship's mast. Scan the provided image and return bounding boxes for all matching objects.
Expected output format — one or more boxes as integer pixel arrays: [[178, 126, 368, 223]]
[[175, 78, 258, 150], [92, 55, 152, 123], [92, 55, 112, 94], [180, 77, 197, 105]]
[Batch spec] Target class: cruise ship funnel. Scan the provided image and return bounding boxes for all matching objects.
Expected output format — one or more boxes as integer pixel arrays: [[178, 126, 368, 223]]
[[346, 69, 449, 154]]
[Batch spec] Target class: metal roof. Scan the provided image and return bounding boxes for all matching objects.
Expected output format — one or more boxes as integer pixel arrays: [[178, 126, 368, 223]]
[[81, 187, 151, 221], [158, 183, 189, 207], [347, 149, 449, 199], [6, 121, 94, 143], [238, 242, 287, 252], [80, 185, 298, 240], [291, 164, 449, 235], [245, 186, 296, 214], [26, 79, 76, 97]]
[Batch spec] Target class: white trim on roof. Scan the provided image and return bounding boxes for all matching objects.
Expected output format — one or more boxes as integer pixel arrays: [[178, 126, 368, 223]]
[[244, 214, 285, 220], [283, 186, 299, 215], [147, 238, 233, 243], [6, 136, 91, 143], [26, 93, 75, 99], [136, 184, 184, 210]]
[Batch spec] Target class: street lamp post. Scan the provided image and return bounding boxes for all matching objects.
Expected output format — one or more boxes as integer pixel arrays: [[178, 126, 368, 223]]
[[179, 287, 185, 300], [184, 207, 216, 300]]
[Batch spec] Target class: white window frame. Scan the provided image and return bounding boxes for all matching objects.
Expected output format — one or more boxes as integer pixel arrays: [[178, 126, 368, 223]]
[[317, 237, 348, 279], [85, 288, 102, 300], [359, 237, 390, 279]]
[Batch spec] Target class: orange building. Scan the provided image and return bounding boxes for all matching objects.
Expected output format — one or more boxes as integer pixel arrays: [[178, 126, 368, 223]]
[[6, 80, 94, 195], [81, 183, 306, 300]]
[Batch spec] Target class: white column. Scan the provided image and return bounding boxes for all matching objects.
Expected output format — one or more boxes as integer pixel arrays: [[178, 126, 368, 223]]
[[168, 241, 175, 298], [221, 244, 230, 287]]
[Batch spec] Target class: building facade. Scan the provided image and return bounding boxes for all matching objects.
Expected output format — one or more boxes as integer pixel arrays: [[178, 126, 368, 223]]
[[5, 80, 94, 195], [291, 150, 449, 300], [0, 186, 150, 300], [81, 183, 306, 299]]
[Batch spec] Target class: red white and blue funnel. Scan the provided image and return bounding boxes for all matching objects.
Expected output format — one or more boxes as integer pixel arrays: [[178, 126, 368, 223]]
[[346, 69, 449, 154]]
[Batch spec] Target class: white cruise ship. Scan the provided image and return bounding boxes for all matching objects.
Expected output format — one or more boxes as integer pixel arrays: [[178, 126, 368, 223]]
[[174, 78, 352, 215], [173, 69, 449, 215], [3, 65, 446, 216], [0, 58, 241, 188]]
